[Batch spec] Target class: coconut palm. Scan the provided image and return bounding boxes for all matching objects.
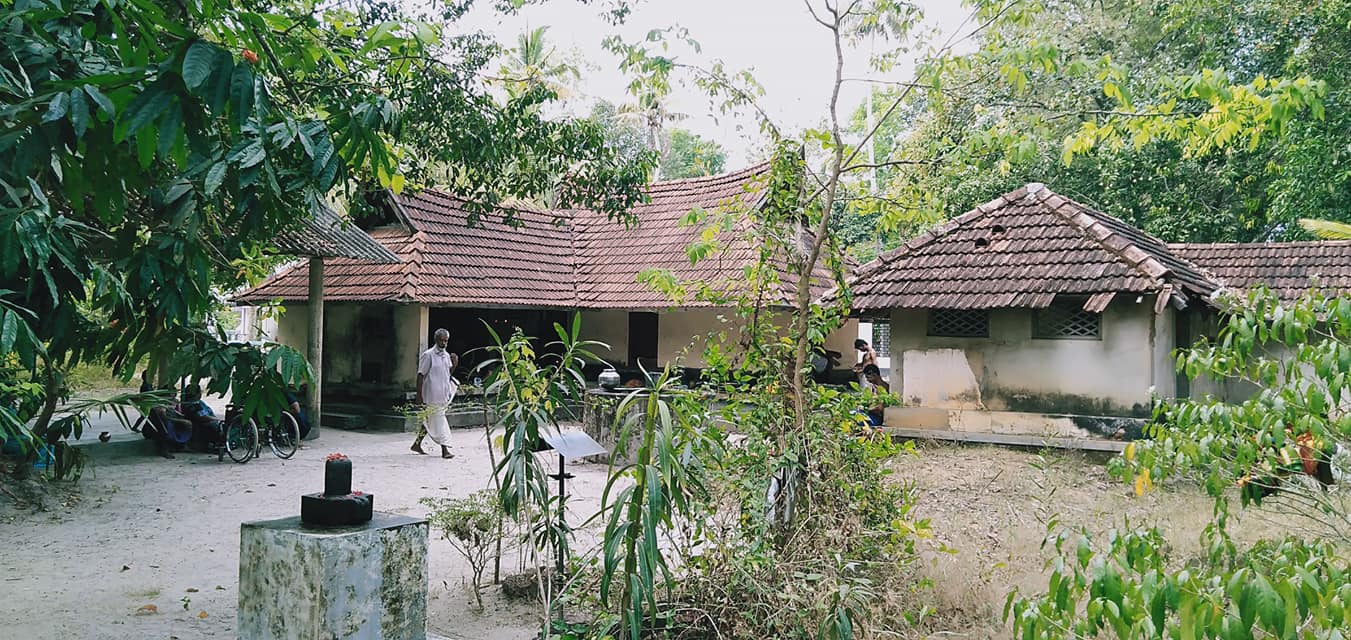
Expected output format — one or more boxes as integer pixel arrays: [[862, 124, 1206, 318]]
[[1300, 218, 1351, 240], [498, 26, 579, 99], [617, 92, 687, 178]]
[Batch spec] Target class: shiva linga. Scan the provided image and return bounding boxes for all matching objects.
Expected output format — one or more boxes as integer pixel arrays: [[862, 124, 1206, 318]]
[[301, 453, 374, 527]]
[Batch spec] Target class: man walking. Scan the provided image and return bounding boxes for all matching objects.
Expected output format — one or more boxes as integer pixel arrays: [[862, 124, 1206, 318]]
[[411, 328, 459, 459]]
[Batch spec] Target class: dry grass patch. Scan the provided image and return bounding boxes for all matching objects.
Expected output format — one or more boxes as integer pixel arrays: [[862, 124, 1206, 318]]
[[890, 442, 1280, 638]]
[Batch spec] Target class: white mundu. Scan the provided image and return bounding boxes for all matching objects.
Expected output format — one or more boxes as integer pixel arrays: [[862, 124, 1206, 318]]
[[418, 346, 459, 445]]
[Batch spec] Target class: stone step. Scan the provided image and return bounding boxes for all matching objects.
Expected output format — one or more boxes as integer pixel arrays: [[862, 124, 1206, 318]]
[[322, 409, 496, 433]]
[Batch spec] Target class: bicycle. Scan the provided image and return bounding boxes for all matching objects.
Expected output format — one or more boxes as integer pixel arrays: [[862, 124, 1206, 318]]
[[221, 405, 260, 463], [255, 410, 301, 460], [220, 406, 300, 462]]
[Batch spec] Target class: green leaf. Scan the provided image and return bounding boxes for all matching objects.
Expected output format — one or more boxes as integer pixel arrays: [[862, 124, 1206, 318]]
[[136, 129, 157, 169], [83, 85, 114, 117], [231, 65, 256, 127], [204, 161, 227, 196], [1252, 573, 1285, 635], [0, 308, 17, 353], [67, 88, 89, 139], [42, 92, 68, 123], [119, 80, 172, 140], [157, 104, 181, 158], [182, 41, 217, 91], [207, 53, 235, 113]]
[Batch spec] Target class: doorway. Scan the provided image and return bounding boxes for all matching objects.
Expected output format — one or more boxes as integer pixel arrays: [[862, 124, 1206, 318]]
[[627, 312, 659, 369]]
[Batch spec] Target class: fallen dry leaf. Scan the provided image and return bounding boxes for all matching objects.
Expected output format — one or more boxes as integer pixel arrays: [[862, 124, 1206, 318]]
[[214, 585, 226, 591], [197, 611, 208, 619], [185, 587, 198, 593], [134, 604, 158, 615], [120, 565, 130, 572]]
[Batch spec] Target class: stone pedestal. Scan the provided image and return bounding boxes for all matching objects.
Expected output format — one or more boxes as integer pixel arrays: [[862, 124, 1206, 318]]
[[238, 513, 428, 640]]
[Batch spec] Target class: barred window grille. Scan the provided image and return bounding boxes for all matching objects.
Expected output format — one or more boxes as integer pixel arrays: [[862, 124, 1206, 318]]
[[1034, 302, 1101, 339], [872, 322, 891, 353], [927, 309, 989, 338]]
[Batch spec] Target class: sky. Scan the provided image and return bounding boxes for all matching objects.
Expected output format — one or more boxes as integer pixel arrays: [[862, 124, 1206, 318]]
[[459, 0, 976, 167]]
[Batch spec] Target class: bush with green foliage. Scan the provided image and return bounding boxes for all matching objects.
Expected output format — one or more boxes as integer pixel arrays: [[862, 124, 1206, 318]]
[[1007, 287, 1351, 638]]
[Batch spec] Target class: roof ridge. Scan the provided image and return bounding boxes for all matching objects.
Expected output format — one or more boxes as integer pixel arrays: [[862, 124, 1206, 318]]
[[1029, 186, 1176, 285], [646, 162, 771, 189], [397, 231, 428, 302], [564, 209, 582, 306], [1170, 240, 1351, 248]]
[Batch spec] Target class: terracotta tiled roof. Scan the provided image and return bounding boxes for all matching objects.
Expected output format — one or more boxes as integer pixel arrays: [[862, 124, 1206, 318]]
[[235, 164, 833, 308], [273, 204, 401, 264], [848, 184, 1219, 311], [575, 163, 785, 308], [1169, 241, 1351, 302]]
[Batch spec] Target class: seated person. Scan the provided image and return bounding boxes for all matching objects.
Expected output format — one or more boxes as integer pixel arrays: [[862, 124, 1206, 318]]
[[137, 371, 188, 459], [177, 384, 223, 450], [861, 364, 889, 427], [283, 386, 311, 439]]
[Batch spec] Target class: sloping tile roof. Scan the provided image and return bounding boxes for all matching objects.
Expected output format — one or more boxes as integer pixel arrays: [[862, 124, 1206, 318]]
[[235, 163, 833, 308], [574, 163, 786, 308], [1170, 241, 1351, 302], [848, 184, 1219, 311], [272, 204, 401, 263]]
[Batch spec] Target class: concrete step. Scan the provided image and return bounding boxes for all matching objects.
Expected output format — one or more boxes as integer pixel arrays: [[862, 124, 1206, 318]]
[[70, 431, 154, 459], [322, 408, 497, 433]]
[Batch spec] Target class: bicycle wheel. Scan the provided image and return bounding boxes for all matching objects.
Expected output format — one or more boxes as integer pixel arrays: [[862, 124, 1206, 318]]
[[269, 412, 300, 459], [224, 417, 258, 463]]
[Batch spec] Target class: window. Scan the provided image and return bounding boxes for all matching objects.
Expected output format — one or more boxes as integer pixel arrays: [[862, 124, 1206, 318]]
[[927, 309, 989, 338], [871, 322, 891, 354], [1034, 302, 1101, 339]]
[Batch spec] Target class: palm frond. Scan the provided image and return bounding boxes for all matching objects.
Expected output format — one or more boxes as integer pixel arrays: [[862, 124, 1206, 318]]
[[1299, 218, 1351, 240]]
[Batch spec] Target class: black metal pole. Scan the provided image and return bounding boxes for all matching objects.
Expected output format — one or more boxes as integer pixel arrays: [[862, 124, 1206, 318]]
[[556, 452, 566, 578]]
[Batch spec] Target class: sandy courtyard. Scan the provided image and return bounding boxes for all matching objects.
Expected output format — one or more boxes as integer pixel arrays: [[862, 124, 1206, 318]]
[[0, 426, 611, 640], [2, 421, 1284, 640]]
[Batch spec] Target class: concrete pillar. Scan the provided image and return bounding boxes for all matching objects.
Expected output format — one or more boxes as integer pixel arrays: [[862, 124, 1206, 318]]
[[238, 513, 429, 639], [393, 304, 429, 394], [307, 257, 324, 438]]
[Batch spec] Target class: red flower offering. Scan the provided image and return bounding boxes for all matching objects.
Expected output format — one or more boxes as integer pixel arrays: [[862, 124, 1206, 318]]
[[325, 452, 349, 463]]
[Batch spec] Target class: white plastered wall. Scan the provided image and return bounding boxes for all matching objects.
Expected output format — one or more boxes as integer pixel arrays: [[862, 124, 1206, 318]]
[[578, 310, 630, 366], [657, 308, 858, 369], [887, 300, 1165, 418]]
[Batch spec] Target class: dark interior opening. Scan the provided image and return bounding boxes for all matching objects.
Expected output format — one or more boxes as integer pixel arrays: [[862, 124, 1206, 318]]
[[627, 312, 659, 370], [428, 308, 572, 378], [358, 306, 396, 382]]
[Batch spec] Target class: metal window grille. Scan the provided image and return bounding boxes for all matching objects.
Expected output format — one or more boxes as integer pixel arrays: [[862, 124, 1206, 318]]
[[872, 322, 891, 353], [927, 309, 989, 338], [1034, 302, 1101, 339]]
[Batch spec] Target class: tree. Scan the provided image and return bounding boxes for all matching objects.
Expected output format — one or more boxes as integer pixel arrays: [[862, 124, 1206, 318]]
[[0, 0, 649, 475], [588, 99, 657, 178], [1007, 287, 1351, 639], [659, 128, 726, 179], [496, 26, 581, 100], [865, 0, 1343, 245], [589, 99, 723, 180]]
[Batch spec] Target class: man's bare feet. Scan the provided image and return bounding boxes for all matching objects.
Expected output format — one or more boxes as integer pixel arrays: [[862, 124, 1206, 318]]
[[410, 441, 427, 455]]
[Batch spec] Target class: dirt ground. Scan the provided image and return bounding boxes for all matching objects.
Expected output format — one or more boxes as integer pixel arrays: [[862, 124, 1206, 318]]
[[2, 428, 1278, 639], [0, 426, 607, 640], [891, 442, 1277, 638]]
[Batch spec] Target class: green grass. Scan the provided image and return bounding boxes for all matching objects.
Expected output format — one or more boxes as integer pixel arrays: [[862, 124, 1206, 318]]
[[64, 362, 140, 393]]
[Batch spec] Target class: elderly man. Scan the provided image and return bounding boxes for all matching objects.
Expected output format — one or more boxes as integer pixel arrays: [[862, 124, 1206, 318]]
[[411, 328, 459, 458]]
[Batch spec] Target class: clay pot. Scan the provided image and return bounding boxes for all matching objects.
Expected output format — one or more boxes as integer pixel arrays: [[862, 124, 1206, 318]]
[[598, 368, 621, 390]]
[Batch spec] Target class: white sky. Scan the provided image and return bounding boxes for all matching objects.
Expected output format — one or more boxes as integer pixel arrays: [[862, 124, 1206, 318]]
[[460, 0, 976, 166]]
